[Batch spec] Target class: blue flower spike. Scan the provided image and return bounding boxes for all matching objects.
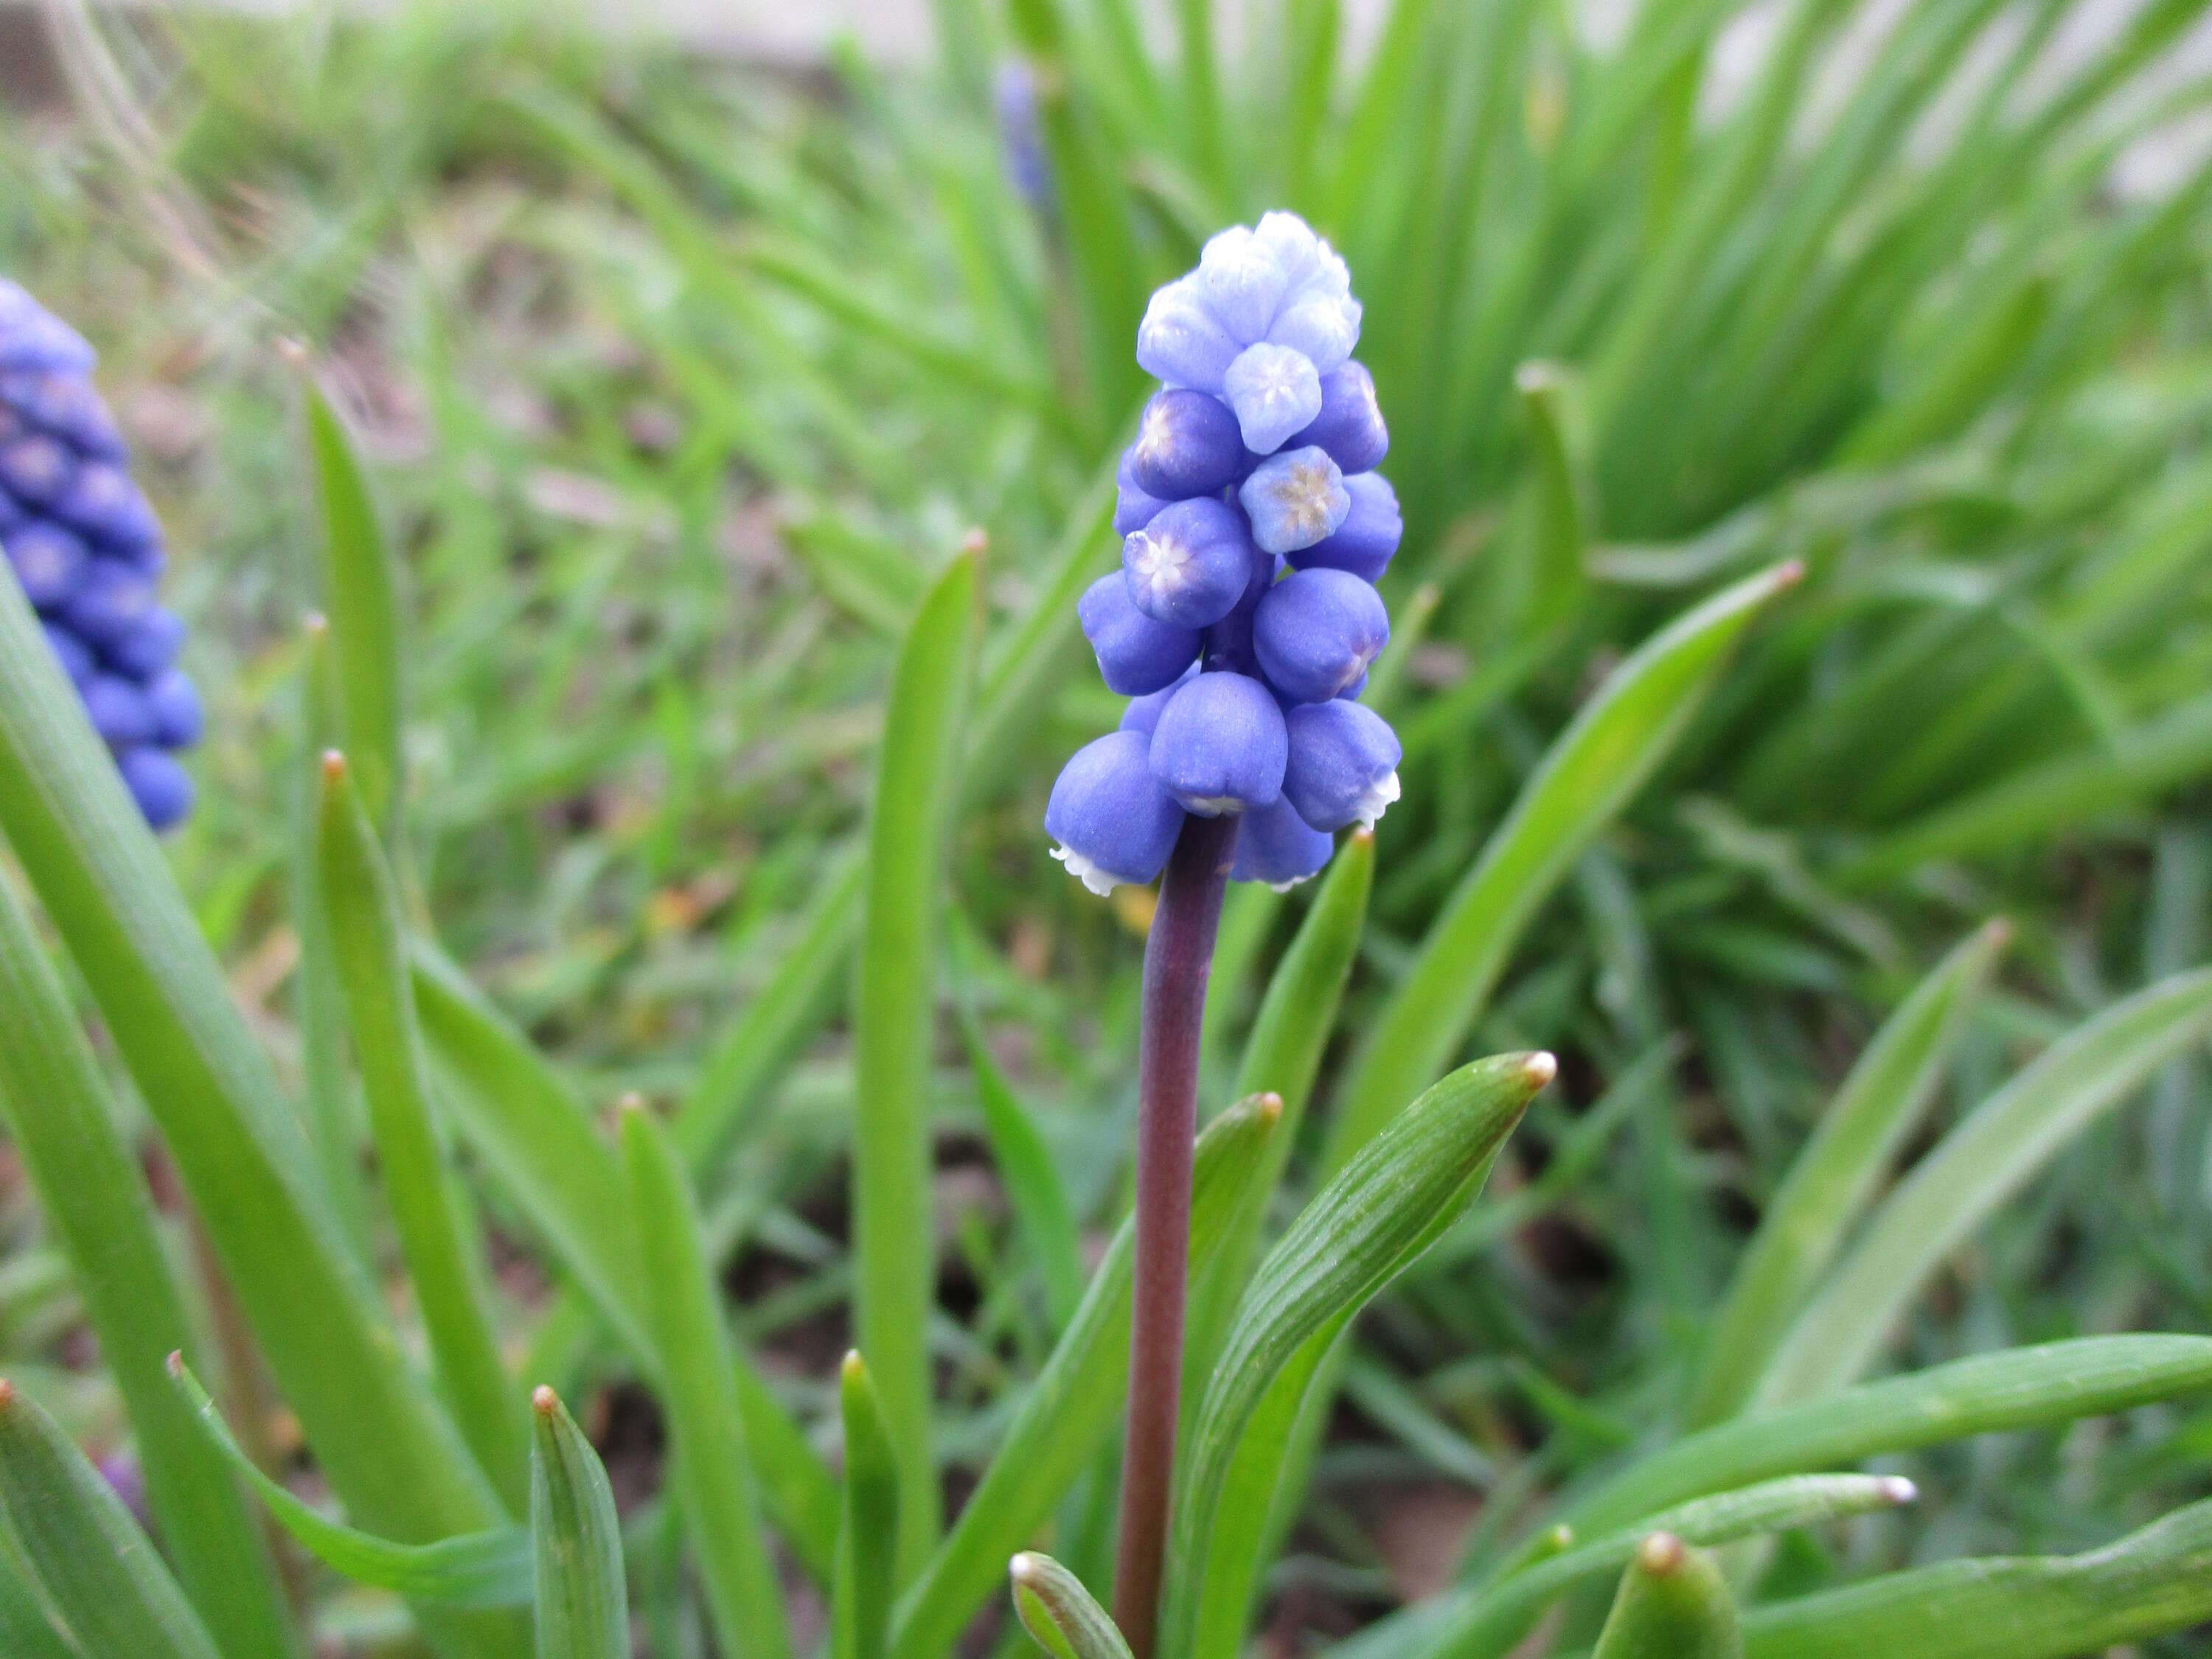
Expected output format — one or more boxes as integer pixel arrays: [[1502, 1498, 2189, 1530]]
[[1047, 210, 1403, 894], [0, 278, 197, 830]]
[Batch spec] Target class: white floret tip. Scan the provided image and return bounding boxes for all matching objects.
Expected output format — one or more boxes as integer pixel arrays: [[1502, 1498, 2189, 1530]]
[[1356, 770, 1402, 828], [1051, 844, 1124, 897]]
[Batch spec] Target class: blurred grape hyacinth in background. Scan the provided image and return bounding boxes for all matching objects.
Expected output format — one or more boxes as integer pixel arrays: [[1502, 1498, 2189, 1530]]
[[1051, 211, 1402, 897], [0, 279, 198, 829]]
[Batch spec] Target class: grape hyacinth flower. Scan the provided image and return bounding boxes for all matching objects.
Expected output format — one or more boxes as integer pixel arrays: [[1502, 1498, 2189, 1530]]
[[1043, 211, 1402, 1659], [0, 279, 198, 830]]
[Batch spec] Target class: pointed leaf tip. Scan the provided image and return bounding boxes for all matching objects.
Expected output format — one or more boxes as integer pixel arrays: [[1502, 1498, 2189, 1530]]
[[1879, 1475, 1918, 1504], [303, 610, 328, 639], [1256, 1091, 1284, 1126], [320, 749, 347, 781], [1524, 1051, 1559, 1088], [1636, 1532, 1686, 1576], [276, 336, 310, 370], [532, 1385, 558, 1417]]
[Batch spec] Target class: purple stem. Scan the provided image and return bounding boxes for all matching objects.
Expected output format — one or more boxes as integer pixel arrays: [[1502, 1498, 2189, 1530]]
[[1111, 810, 1239, 1659]]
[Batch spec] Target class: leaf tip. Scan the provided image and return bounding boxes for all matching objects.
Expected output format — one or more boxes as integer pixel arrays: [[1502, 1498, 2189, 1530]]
[[841, 1348, 869, 1387], [1880, 1475, 1919, 1506], [320, 748, 348, 783], [1981, 914, 2014, 950], [960, 526, 990, 559], [302, 610, 328, 641], [275, 335, 310, 371], [532, 1385, 559, 1419], [1635, 1531, 1685, 1577], [1348, 825, 1376, 852], [164, 1350, 184, 1380], [617, 1091, 647, 1117], [1773, 557, 1807, 589], [1008, 1551, 1043, 1585], [1257, 1091, 1285, 1127], [1522, 1051, 1559, 1090]]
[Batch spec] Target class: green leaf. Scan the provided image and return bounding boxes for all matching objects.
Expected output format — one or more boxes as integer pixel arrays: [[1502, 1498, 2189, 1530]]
[[0, 1377, 220, 1659], [1326, 562, 1801, 1172], [619, 1102, 790, 1659], [411, 946, 841, 1582], [853, 541, 984, 1581], [1506, 361, 1592, 636], [0, 1549, 70, 1659], [1686, 919, 2010, 1426], [295, 357, 406, 833], [1163, 1054, 1551, 1659], [1758, 966, 2212, 1405], [169, 1359, 532, 1610], [1397, 1475, 1915, 1659], [960, 1009, 1086, 1329], [319, 751, 526, 1509], [1741, 1496, 2212, 1658], [0, 872, 300, 1659], [1593, 1536, 1741, 1659], [529, 1389, 627, 1659], [782, 507, 931, 636], [834, 1353, 901, 1659], [0, 515, 526, 1658], [1009, 1551, 1133, 1659], [1551, 1336, 2212, 1555], [891, 1093, 1282, 1659]]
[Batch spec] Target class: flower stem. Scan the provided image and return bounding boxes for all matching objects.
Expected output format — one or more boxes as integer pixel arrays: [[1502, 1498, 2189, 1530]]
[[1113, 810, 1239, 1659]]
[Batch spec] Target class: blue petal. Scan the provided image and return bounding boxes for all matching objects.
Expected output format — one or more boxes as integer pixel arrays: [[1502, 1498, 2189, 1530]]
[[144, 667, 204, 748], [1136, 275, 1241, 394], [1237, 446, 1350, 555], [1123, 497, 1256, 629], [1130, 389, 1247, 501], [1120, 664, 1197, 738], [60, 560, 156, 652], [1284, 700, 1402, 830], [1230, 795, 1334, 888], [1079, 572, 1201, 695], [5, 519, 88, 611], [1197, 226, 1289, 345], [0, 433, 74, 507], [107, 607, 187, 681], [1289, 470, 1402, 582], [82, 673, 154, 747], [1253, 568, 1390, 704], [118, 745, 194, 832], [1222, 343, 1323, 455], [1288, 362, 1388, 474], [1115, 448, 1170, 536], [1046, 730, 1186, 895], [1148, 670, 1287, 815]]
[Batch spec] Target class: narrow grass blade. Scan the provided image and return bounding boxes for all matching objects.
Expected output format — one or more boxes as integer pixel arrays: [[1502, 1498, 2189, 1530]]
[[319, 751, 526, 1509], [294, 355, 406, 833], [1399, 1475, 1913, 1659], [411, 947, 840, 1579], [0, 530, 525, 1655], [1189, 828, 1375, 1382], [619, 1102, 790, 1659], [1164, 1054, 1551, 1659], [853, 541, 984, 1580], [890, 1094, 1281, 1659], [961, 1012, 1086, 1329], [1556, 1336, 2212, 1551], [1741, 1497, 2212, 1658], [835, 1353, 901, 1659], [1506, 362, 1591, 636], [1326, 563, 1801, 1172], [0, 1377, 220, 1659], [0, 872, 300, 1659], [0, 1551, 69, 1659], [529, 1388, 627, 1659], [1011, 1551, 1133, 1659], [169, 1359, 531, 1610], [1759, 967, 2212, 1405], [1593, 1535, 1740, 1659], [1686, 919, 2010, 1427], [784, 507, 930, 636]]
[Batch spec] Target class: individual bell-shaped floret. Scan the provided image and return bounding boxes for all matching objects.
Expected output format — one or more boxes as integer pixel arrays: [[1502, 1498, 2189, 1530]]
[[59, 560, 156, 652], [0, 368, 124, 457], [1222, 343, 1322, 456], [1130, 388, 1248, 501], [41, 620, 94, 686], [1123, 497, 1259, 629], [107, 606, 187, 681], [1148, 670, 1287, 816], [1231, 794, 1334, 890], [1115, 450, 1169, 536], [0, 431, 72, 507], [1284, 700, 1402, 830], [1079, 572, 1200, 695], [0, 281, 96, 374], [1267, 288, 1361, 375], [117, 745, 194, 831], [1047, 730, 1187, 897], [54, 462, 162, 560], [1290, 470, 1402, 582], [5, 519, 86, 610], [1239, 445, 1350, 556], [1119, 664, 1197, 739], [1135, 274, 1241, 394], [1254, 567, 1389, 703], [1254, 212, 1349, 301], [81, 673, 153, 747], [144, 667, 204, 748], [1196, 224, 1289, 344], [1288, 362, 1388, 474]]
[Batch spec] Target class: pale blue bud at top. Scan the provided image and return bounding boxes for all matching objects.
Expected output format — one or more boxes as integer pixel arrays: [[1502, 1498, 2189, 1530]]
[[117, 746, 193, 831], [0, 281, 95, 374], [1120, 664, 1197, 738], [1124, 496, 1256, 629], [1222, 342, 1323, 455], [144, 666, 204, 748], [1079, 571, 1200, 695], [1149, 670, 1286, 815], [1290, 361, 1388, 474], [1254, 212, 1349, 302], [1284, 700, 1402, 830], [6, 519, 87, 610], [1047, 729, 1187, 896], [1267, 289, 1360, 375], [1115, 449, 1169, 536], [1290, 470, 1402, 582], [1136, 275, 1241, 394], [1197, 225, 1290, 344], [1230, 793, 1333, 890], [1239, 445, 1350, 555], [1254, 567, 1389, 703], [1130, 387, 1247, 500]]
